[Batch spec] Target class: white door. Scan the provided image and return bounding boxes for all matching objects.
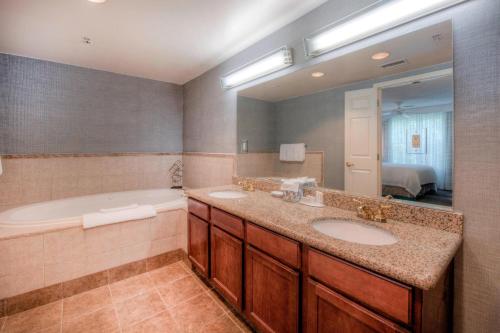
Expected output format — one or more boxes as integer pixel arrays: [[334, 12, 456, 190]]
[[344, 88, 379, 196]]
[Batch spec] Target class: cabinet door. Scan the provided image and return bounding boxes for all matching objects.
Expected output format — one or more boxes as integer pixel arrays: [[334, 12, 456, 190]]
[[245, 245, 299, 333], [211, 226, 243, 310], [306, 279, 408, 333], [188, 213, 209, 277]]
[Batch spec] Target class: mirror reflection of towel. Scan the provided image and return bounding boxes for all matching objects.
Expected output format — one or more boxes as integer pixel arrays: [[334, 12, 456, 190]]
[[279, 143, 305, 162]]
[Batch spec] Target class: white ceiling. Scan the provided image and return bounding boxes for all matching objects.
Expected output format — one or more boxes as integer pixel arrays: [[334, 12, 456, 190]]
[[239, 21, 452, 102], [382, 75, 453, 112], [0, 0, 327, 84]]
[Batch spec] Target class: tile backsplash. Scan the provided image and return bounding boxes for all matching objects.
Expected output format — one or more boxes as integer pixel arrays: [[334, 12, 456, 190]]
[[0, 154, 182, 211]]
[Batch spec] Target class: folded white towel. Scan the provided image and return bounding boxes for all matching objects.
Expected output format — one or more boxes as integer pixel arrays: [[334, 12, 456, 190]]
[[280, 177, 317, 192], [100, 204, 139, 213], [279, 143, 306, 162], [83, 204, 156, 229]]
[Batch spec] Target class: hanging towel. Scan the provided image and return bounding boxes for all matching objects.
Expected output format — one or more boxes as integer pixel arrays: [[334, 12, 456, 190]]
[[83, 204, 156, 229], [279, 143, 306, 162]]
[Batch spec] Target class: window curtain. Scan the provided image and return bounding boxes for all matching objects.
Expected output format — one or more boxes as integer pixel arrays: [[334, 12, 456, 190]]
[[383, 111, 453, 190]]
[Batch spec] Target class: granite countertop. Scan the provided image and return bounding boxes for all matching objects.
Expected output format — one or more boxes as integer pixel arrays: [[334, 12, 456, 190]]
[[187, 185, 462, 290]]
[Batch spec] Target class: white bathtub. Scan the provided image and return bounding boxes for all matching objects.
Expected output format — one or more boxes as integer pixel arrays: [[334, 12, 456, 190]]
[[0, 188, 186, 230]]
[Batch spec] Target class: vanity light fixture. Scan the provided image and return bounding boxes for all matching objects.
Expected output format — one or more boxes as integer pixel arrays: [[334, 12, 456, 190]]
[[220, 46, 293, 89], [311, 72, 325, 78], [371, 51, 390, 60], [88, 0, 107, 3], [304, 0, 465, 57]]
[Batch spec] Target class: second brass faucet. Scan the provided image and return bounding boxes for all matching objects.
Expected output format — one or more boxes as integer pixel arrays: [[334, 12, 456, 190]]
[[238, 179, 255, 191], [353, 196, 393, 223]]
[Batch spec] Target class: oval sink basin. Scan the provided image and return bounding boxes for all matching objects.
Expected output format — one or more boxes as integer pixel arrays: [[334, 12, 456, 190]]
[[208, 191, 248, 199], [312, 219, 397, 246]]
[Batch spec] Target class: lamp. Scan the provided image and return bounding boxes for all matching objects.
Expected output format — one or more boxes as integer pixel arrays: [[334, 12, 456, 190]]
[[304, 0, 465, 57], [221, 46, 293, 89]]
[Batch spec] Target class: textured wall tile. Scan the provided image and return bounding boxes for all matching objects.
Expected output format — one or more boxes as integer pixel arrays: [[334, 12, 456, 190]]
[[0, 53, 183, 154]]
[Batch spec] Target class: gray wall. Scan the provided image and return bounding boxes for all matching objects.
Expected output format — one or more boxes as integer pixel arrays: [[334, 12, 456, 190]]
[[237, 97, 276, 153], [275, 89, 345, 189], [0, 54, 183, 154], [183, 0, 500, 331]]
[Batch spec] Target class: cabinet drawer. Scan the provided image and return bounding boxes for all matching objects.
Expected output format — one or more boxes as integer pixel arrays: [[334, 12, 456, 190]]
[[246, 223, 300, 269], [306, 278, 408, 333], [308, 249, 412, 325], [211, 208, 244, 239], [188, 198, 210, 220]]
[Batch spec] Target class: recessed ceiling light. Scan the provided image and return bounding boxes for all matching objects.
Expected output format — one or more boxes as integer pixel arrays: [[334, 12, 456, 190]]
[[88, 0, 107, 3], [311, 72, 325, 78], [371, 52, 390, 60]]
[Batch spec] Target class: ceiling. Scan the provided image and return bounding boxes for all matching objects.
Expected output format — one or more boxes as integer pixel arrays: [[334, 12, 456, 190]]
[[382, 75, 453, 112], [239, 21, 452, 102], [0, 0, 327, 84]]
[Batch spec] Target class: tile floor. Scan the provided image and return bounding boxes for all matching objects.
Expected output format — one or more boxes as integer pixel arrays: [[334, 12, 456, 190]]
[[0, 261, 252, 333]]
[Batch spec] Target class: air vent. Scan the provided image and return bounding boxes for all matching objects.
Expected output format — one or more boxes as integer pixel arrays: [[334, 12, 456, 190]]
[[381, 59, 407, 68]]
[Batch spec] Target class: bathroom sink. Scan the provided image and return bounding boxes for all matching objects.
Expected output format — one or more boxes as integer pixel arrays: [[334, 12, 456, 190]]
[[208, 191, 248, 199], [311, 219, 397, 246]]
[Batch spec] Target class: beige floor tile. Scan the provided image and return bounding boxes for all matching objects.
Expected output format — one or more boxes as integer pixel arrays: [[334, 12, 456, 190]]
[[39, 324, 62, 333], [208, 286, 236, 310], [148, 262, 190, 287], [122, 310, 178, 333], [62, 306, 119, 333], [156, 275, 205, 308], [62, 286, 112, 321], [226, 311, 253, 333], [2, 301, 62, 333], [114, 291, 166, 328], [169, 293, 225, 332], [202, 313, 242, 333], [109, 273, 155, 303]]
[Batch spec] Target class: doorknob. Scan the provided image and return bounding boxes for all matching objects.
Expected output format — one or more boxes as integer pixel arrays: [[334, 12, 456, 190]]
[[346, 162, 354, 167]]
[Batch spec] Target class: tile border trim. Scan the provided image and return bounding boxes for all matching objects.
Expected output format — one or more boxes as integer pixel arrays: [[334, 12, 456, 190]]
[[1, 152, 183, 159]]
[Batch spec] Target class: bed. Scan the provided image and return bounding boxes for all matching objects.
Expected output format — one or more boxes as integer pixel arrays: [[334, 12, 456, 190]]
[[382, 163, 438, 199]]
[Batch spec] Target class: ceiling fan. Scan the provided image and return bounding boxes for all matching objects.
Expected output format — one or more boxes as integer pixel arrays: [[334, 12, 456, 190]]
[[383, 101, 412, 118]]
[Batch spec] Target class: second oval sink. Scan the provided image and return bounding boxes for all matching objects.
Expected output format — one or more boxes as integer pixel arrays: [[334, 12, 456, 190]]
[[312, 219, 398, 246], [208, 190, 248, 199]]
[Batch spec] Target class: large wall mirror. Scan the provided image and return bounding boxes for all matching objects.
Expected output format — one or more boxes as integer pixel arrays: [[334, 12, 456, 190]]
[[236, 20, 453, 208]]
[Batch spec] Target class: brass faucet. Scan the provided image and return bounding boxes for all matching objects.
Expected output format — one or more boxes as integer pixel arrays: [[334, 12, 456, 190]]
[[353, 196, 392, 223], [238, 179, 255, 192]]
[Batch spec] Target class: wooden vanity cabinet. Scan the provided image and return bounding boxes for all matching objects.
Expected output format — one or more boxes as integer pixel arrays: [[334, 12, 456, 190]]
[[187, 197, 453, 333], [245, 223, 301, 333], [210, 208, 244, 310], [187, 199, 210, 277], [246, 245, 300, 333], [306, 278, 409, 333]]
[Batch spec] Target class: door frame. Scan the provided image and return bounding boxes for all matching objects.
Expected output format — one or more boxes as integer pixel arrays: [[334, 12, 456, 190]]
[[372, 68, 453, 195]]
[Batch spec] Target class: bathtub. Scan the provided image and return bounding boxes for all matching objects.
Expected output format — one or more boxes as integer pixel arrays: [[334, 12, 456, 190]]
[[0, 188, 188, 299], [0, 188, 187, 230]]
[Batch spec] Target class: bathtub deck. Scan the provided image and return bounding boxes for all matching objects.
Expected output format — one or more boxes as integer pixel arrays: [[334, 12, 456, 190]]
[[0, 261, 250, 333]]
